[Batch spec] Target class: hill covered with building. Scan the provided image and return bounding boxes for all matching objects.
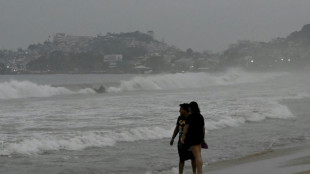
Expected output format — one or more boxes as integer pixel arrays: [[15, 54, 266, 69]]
[[1, 24, 310, 74], [0, 31, 216, 74]]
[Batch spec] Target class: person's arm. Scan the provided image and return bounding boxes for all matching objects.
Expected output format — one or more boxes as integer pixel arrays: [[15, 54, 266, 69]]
[[203, 126, 205, 139], [202, 126, 206, 144], [202, 116, 205, 142], [170, 125, 179, 146], [180, 124, 189, 144]]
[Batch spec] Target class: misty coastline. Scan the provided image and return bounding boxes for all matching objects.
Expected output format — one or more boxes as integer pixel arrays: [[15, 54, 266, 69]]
[[1, 24, 310, 75]]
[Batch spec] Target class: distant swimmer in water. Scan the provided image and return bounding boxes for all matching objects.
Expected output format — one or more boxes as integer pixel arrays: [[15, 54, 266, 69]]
[[94, 85, 106, 93]]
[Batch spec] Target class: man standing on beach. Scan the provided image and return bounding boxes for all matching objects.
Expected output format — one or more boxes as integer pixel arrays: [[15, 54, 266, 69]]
[[170, 103, 196, 174]]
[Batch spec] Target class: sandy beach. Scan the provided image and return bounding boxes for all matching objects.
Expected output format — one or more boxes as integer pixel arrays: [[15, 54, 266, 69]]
[[203, 144, 310, 174]]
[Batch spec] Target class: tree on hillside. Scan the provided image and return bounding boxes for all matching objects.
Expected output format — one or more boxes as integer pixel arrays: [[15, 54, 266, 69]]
[[145, 56, 169, 72]]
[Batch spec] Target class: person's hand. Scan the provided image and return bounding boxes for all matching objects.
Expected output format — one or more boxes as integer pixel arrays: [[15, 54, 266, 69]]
[[170, 139, 174, 146], [180, 136, 185, 144]]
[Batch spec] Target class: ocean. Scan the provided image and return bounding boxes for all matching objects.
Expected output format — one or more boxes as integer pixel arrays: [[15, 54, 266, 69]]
[[0, 69, 309, 174]]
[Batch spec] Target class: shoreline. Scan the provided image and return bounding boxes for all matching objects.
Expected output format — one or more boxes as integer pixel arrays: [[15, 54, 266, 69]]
[[203, 144, 310, 174], [202, 97, 310, 174]]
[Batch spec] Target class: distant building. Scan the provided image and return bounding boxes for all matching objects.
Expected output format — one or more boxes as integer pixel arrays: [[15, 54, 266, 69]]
[[53, 33, 93, 53], [104, 54, 123, 68], [134, 65, 152, 74], [53, 33, 66, 45]]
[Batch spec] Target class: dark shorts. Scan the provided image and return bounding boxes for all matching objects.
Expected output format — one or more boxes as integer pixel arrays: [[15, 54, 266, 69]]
[[178, 141, 194, 162]]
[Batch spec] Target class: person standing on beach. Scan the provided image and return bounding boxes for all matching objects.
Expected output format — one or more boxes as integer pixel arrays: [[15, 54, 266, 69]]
[[170, 103, 196, 174], [181, 101, 205, 174]]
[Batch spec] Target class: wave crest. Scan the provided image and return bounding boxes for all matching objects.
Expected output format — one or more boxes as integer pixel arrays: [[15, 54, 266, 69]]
[[1, 127, 172, 155], [0, 80, 95, 99], [108, 69, 286, 92]]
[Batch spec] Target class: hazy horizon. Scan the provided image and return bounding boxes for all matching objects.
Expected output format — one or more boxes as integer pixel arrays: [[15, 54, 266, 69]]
[[1, 0, 310, 52]]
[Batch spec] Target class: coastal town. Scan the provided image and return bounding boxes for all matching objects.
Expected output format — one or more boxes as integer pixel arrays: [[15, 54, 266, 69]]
[[1, 24, 310, 74], [0, 31, 219, 74]]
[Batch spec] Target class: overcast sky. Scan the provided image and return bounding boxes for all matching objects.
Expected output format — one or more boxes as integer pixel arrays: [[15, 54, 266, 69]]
[[0, 0, 310, 52]]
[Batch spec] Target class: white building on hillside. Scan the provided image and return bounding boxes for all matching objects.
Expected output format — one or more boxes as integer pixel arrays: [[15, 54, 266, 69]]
[[104, 54, 123, 68]]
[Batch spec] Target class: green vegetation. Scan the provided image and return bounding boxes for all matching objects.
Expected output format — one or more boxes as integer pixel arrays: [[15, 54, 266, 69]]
[[27, 51, 105, 73]]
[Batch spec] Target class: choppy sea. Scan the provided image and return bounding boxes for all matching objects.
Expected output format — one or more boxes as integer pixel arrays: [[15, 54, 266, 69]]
[[0, 68, 309, 174]]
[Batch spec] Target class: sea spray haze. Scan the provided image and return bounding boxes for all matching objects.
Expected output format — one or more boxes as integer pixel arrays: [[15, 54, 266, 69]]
[[0, 69, 310, 173]]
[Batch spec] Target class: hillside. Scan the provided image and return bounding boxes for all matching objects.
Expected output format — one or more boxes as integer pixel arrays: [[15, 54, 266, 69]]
[[220, 24, 310, 70]]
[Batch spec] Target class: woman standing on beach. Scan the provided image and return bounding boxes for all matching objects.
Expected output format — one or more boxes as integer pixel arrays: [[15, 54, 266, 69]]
[[181, 101, 205, 174]]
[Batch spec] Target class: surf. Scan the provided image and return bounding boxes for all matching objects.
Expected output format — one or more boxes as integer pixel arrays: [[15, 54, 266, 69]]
[[0, 80, 95, 100], [107, 68, 287, 92]]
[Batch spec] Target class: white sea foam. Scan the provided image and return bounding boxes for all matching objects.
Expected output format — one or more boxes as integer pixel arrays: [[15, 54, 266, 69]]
[[0, 69, 287, 98], [286, 92, 310, 99], [0, 99, 294, 156], [263, 100, 294, 119], [107, 68, 286, 92], [206, 99, 294, 131], [146, 168, 178, 174], [1, 126, 173, 155], [0, 80, 95, 99]]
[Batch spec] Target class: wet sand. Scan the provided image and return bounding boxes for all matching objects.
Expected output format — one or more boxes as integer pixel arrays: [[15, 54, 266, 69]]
[[204, 145, 310, 174]]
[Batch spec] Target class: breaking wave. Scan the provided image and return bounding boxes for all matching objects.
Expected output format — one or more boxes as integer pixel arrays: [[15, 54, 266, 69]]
[[206, 99, 294, 130], [108, 69, 287, 92], [1, 126, 173, 155], [0, 99, 293, 156], [0, 80, 95, 100]]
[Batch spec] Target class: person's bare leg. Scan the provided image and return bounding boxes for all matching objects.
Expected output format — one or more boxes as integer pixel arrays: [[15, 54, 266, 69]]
[[191, 159, 196, 174], [191, 145, 203, 174], [179, 161, 184, 174]]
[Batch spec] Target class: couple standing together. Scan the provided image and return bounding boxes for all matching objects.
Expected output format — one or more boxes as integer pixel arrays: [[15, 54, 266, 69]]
[[170, 101, 206, 174]]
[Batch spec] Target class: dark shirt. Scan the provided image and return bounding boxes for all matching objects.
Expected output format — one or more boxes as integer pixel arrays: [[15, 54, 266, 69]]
[[176, 115, 194, 162], [186, 113, 205, 146]]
